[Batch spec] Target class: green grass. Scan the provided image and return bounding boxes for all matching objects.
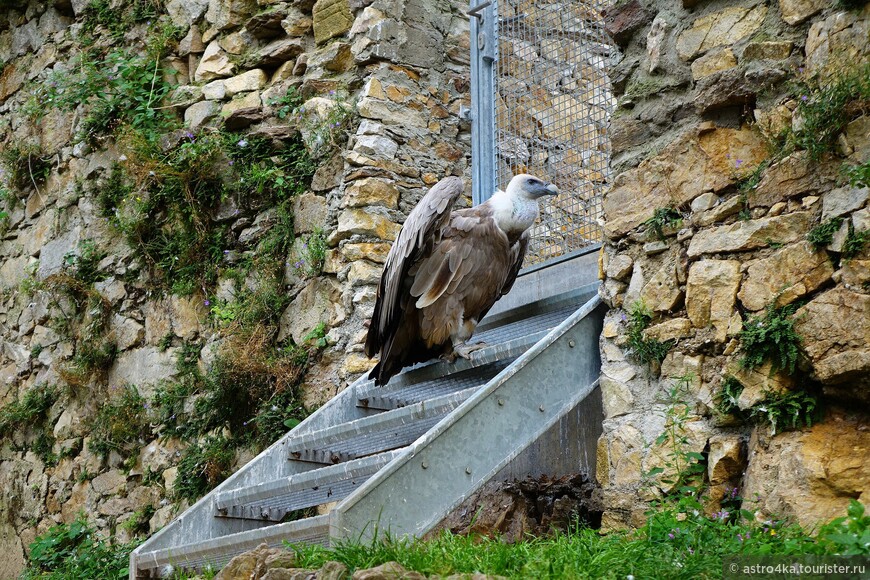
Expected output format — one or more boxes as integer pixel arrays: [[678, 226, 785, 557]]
[[88, 384, 152, 458], [285, 502, 866, 579], [21, 501, 870, 579], [0, 384, 58, 438], [21, 518, 136, 580]]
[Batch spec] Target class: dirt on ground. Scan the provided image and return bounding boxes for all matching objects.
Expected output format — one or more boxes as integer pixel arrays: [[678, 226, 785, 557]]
[[428, 472, 602, 542]]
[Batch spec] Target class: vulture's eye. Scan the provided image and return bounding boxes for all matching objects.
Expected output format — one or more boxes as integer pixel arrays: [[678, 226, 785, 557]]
[[526, 178, 536, 185]]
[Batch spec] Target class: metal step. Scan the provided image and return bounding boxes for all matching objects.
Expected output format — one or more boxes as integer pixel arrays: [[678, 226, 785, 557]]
[[357, 359, 512, 411], [133, 515, 330, 575], [286, 387, 478, 464], [214, 451, 402, 521], [354, 290, 591, 397]]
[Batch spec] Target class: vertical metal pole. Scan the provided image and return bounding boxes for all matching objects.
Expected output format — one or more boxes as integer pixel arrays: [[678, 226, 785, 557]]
[[469, 1, 498, 205]]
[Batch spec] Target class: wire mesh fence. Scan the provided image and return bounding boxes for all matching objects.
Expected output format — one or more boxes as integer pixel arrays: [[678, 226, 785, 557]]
[[492, 0, 616, 265]]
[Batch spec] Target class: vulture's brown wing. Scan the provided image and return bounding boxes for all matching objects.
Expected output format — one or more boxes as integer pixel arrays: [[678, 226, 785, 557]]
[[365, 176, 464, 359]]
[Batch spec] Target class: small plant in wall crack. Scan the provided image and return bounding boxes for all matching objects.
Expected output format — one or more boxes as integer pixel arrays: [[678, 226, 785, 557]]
[[737, 302, 803, 374], [645, 373, 706, 502], [292, 227, 328, 278], [807, 217, 844, 250], [716, 376, 820, 435], [748, 388, 820, 435], [714, 376, 745, 418], [642, 206, 682, 241], [625, 300, 674, 366], [842, 222, 869, 260]]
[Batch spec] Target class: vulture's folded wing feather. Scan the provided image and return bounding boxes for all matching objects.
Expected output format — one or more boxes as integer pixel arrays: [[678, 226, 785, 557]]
[[365, 176, 464, 358]]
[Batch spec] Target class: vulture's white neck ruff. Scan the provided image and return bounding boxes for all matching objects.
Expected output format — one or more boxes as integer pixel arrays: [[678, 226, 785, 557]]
[[488, 187, 540, 236]]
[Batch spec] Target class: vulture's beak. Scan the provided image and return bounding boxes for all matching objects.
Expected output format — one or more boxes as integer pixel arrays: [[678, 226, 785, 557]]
[[545, 183, 559, 196]]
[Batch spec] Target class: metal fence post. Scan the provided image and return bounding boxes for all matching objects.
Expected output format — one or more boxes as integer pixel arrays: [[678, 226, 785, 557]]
[[469, 0, 497, 205]]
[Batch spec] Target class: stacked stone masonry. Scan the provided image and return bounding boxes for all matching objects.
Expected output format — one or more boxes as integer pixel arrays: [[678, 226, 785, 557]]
[[599, 0, 869, 530], [0, 0, 477, 575]]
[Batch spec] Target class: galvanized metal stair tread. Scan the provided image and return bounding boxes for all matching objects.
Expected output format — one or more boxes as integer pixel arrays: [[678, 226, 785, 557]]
[[214, 450, 402, 518], [357, 359, 512, 411], [354, 298, 584, 400], [286, 386, 479, 463], [134, 515, 331, 572]]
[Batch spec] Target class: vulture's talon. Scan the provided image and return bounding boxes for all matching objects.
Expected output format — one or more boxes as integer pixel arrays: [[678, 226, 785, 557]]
[[452, 342, 487, 360]]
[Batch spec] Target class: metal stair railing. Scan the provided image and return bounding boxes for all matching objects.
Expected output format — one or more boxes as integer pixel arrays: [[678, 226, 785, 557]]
[[332, 293, 604, 542]]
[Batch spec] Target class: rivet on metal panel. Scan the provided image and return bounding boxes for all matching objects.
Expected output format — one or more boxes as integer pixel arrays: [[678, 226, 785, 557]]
[[465, 467, 472, 474], [497, 398, 505, 406], [568, 339, 576, 348], [539, 405, 545, 412], [422, 461, 429, 469]]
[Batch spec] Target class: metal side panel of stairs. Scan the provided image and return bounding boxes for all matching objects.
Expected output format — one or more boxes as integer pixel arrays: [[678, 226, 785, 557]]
[[130, 248, 604, 579]]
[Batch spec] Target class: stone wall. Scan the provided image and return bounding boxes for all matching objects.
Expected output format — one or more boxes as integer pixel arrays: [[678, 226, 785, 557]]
[[0, 0, 471, 575], [598, 0, 869, 529]]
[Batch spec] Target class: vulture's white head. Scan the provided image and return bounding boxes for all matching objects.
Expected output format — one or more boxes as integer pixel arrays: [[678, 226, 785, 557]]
[[506, 173, 559, 200], [490, 173, 559, 234]]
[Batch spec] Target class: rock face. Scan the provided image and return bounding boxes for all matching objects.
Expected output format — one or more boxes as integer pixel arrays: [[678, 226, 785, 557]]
[[597, 0, 870, 534], [676, 6, 767, 60], [685, 259, 740, 342], [743, 410, 869, 528], [737, 242, 833, 311], [795, 289, 870, 390], [0, 0, 475, 575], [604, 126, 766, 237], [687, 212, 813, 257]]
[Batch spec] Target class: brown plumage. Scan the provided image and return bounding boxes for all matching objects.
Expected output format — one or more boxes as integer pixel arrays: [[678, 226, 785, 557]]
[[364, 173, 558, 386]]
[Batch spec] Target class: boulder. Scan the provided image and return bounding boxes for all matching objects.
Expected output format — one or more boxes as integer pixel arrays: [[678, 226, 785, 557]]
[[742, 410, 869, 529], [604, 127, 766, 238], [639, 258, 682, 313], [742, 41, 793, 60], [778, 0, 826, 26], [313, 0, 354, 44], [690, 48, 736, 80], [729, 360, 796, 410], [330, 209, 401, 244], [278, 277, 343, 345], [604, 0, 652, 46], [749, 152, 829, 208], [685, 260, 740, 341], [676, 5, 767, 61], [806, 8, 870, 80], [737, 241, 834, 311], [108, 347, 179, 396], [293, 192, 329, 234], [206, 0, 257, 30], [687, 212, 813, 257], [215, 543, 294, 580], [194, 41, 235, 82], [342, 178, 399, 209], [795, 288, 870, 389], [822, 186, 869, 220]]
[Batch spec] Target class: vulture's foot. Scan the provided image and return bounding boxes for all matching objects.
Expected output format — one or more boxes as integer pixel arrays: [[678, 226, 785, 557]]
[[451, 341, 487, 360]]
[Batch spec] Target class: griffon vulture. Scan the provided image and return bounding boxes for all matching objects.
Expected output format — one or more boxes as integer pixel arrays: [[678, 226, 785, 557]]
[[365, 173, 559, 386]]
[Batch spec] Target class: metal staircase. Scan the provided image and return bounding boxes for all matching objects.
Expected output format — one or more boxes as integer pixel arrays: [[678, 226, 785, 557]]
[[130, 250, 605, 578]]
